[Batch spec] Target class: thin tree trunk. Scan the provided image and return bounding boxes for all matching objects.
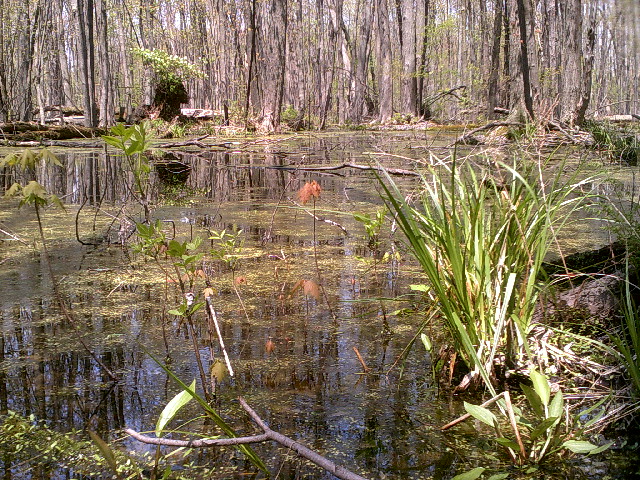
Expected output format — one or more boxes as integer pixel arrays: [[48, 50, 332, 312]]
[[487, 0, 503, 118], [515, 0, 535, 120], [375, 0, 392, 123]]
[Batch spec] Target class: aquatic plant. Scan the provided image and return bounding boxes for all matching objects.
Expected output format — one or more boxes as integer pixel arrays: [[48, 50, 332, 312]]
[[447, 370, 611, 475], [353, 206, 387, 252], [378, 156, 592, 392], [585, 120, 640, 165], [102, 122, 154, 222], [0, 410, 143, 478], [610, 263, 640, 400]]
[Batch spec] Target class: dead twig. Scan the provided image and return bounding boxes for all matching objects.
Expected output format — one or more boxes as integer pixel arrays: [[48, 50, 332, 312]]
[[125, 397, 369, 480], [288, 197, 349, 235]]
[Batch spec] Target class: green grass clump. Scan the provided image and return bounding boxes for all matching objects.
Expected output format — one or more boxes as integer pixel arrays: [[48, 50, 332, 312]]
[[378, 156, 592, 393]]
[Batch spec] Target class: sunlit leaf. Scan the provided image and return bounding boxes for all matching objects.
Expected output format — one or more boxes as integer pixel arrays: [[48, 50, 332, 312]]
[[420, 333, 432, 352], [4, 183, 21, 197], [410, 284, 430, 292], [19, 149, 37, 169], [210, 360, 227, 383], [464, 402, 497, 427], [21, 181, 48, 199], [562, 440, 599, 454], [1, 153, 18, 167], [452, 467, 485, 480], [548, 390, 564, 420], [155, 379, 196, 437], [530, 370, 551, 407], [39, 148, 63, 166]]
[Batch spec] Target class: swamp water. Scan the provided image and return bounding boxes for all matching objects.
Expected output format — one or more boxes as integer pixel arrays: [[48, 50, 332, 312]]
[[0, 131, 636, 479]]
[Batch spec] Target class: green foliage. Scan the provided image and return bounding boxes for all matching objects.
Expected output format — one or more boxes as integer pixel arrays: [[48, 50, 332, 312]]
[[209, 227, 244, 272], [0, 410, 141, 477], [585, 120, 640, 165], [133, 47, 203, 84], [2, 149, 65, 210], [461, 371, 611, 471], [378, 157, 592, 392], [5, 180, 64, 209], [610, 263, 640, 399], [103, 122, 154, 221], [1, 147, 62, 171], [156, 379, 197, 437], [145, 350, 269, 474], [354, 207, 386, 251], [281, 104, 300, 125]]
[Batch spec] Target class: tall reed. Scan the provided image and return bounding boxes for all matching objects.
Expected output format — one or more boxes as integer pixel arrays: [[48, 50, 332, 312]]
[[378, 156, 591, 391]]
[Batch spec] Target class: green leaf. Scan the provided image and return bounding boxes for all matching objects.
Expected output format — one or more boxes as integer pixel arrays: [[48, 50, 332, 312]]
[[1, 153, 18, 167], [88, 430, 118, 474], [21, 181, 48, 200], [487, 474, 510, 480], [168, 309, 184, 316], [167, 240, 186, 257], [530, 370, 551, 407], [529, 416, 559, 441], [410, 284, 430, 292], [156, 379, 196, 436], [452, 467, 485, 480], [102, 135, 124, 150], [589, 440, 614, 455], [4, 183, 21, 197], [548, 390, 564, 420], [39, 148, 62, 166], [520, 383, 544, 418], [464, 402, 497, 427], [19, 149, 37, 169], [495, 437, 520, 450], [562, 440, 599, 454], [420, 333, 432, 352]]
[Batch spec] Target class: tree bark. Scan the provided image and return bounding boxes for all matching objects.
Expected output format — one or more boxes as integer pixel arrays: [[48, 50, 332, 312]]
[[375, 0, 393, 123], [487, 0, 503, 119]]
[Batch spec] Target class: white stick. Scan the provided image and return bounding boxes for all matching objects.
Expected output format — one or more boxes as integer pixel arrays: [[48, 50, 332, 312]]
[[206, 297, 235, 377]]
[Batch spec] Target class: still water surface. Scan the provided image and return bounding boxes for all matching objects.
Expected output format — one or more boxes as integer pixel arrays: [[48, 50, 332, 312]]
[[0, 132, 635, 478]]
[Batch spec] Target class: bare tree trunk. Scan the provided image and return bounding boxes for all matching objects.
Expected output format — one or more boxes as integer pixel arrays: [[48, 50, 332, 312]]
[[244, 0, 257, 126], [487, 0, 503, 119], [77, 0, 97, 127], [515, 0, 535, 120], [348, 0, 372, 123], [417, 0, 430, 118], [375, 0, 393, 123], [96, 0, 113, 127], [399, 0, 417, 116]]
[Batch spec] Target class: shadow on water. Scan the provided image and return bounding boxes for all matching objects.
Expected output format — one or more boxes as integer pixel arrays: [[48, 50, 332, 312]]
[[0, 132, 638, 478]]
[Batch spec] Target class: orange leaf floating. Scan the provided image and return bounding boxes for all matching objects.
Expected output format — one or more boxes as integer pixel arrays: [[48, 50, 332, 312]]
[[298, 180, 322, 204], [289, 279, 321, 300], [265, 339, 276, 354]]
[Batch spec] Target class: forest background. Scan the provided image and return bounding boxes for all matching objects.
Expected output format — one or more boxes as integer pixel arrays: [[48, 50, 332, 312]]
[[0, 0, 638, 131]]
